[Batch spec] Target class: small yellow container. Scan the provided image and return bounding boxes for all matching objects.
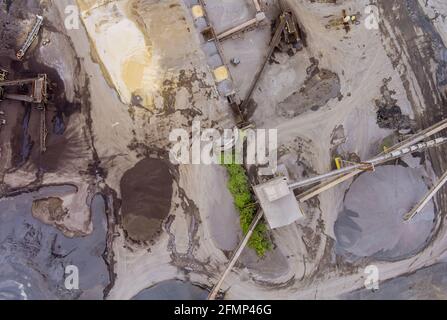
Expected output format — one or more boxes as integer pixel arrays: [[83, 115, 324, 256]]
[[192, 5, 204, 19], [335, 157, 343, 170], [213, 66, 229, 82]]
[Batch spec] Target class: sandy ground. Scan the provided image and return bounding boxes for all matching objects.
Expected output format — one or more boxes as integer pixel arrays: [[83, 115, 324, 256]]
[[50, 0, 244, 299], [218, 0, 447, 299], [2, 0, 447, 300], [78, 0, 160, 107], [343, 262, 447, 300]]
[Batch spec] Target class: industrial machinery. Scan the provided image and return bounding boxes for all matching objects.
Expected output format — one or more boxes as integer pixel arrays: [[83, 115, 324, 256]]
[[16, 15, 44, 60], [195, 2, 303, 129], [290, 137, 447, 191], [239, 10, 304, 115], [215, 0, 266, 41], [0, 74, 48, 104], [208, 118, 447, 300], [326, 9, 358, 33], [297, 119, 447, 203], [0, 68, 8, 81], [0, 74, 48, 153]]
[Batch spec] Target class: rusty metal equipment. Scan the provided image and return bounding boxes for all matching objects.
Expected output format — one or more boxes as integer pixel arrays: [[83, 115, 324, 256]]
[[0, 74, 48, 104], [0, 74, 48, 153], [0, 68, 8, 81]]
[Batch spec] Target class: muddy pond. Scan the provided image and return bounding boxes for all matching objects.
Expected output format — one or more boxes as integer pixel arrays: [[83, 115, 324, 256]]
[[0, 186, 109, 300]]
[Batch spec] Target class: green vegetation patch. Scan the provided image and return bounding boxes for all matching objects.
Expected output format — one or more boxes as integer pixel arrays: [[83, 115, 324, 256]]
[[220, 154, 272, 257]]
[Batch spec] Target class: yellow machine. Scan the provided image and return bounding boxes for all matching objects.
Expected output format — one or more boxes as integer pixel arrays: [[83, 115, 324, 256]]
[[0, 69, 8, 81], [326, 10, 357, 31], [334, 157, 343, 170]]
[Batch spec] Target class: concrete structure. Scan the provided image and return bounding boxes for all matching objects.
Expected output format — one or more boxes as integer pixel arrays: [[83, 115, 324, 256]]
[[254, 176, 304, 229], [186, 0, 236, 97]]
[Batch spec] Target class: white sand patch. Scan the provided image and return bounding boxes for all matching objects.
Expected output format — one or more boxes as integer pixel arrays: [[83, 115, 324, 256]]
[[79, 1, 161, 106]]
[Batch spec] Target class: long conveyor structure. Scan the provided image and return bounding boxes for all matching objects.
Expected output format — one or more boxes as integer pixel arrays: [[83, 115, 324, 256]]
[[16, 15, 44, 60], [208, 118, 447, 300]]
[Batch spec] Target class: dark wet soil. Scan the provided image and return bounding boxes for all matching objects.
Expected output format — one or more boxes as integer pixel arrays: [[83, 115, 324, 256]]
[[131, 280, 208, 300], [120, 158, 174, 242], [277, 58, 341, 118], [334, 166, 435, 262], [0, 187, 109, 300], [0, 53, 86, 173], [0, 1, 88, 174], [375, 78, 413, 130]]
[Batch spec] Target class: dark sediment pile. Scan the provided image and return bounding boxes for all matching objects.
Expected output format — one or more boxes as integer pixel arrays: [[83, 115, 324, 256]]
[[277, 58, 341, 118], [375, 78, 413, 130], [120, 158, 174, 242]]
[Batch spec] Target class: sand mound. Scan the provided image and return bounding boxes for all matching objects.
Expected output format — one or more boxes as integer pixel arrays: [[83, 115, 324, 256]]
[[335, 165, 435, 261], [79, 1, 160, 107]]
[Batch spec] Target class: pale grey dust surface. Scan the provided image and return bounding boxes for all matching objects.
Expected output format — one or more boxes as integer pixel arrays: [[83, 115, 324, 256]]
[[335, 165, 435, 262]]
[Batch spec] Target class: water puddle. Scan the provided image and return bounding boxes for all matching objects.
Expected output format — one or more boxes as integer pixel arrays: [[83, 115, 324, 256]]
[[0, 187, 109, 300], [131, 280, 208, 300]]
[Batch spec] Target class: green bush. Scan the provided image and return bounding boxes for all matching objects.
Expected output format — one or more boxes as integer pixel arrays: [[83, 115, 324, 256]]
[[221, 155, 271, 257]]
